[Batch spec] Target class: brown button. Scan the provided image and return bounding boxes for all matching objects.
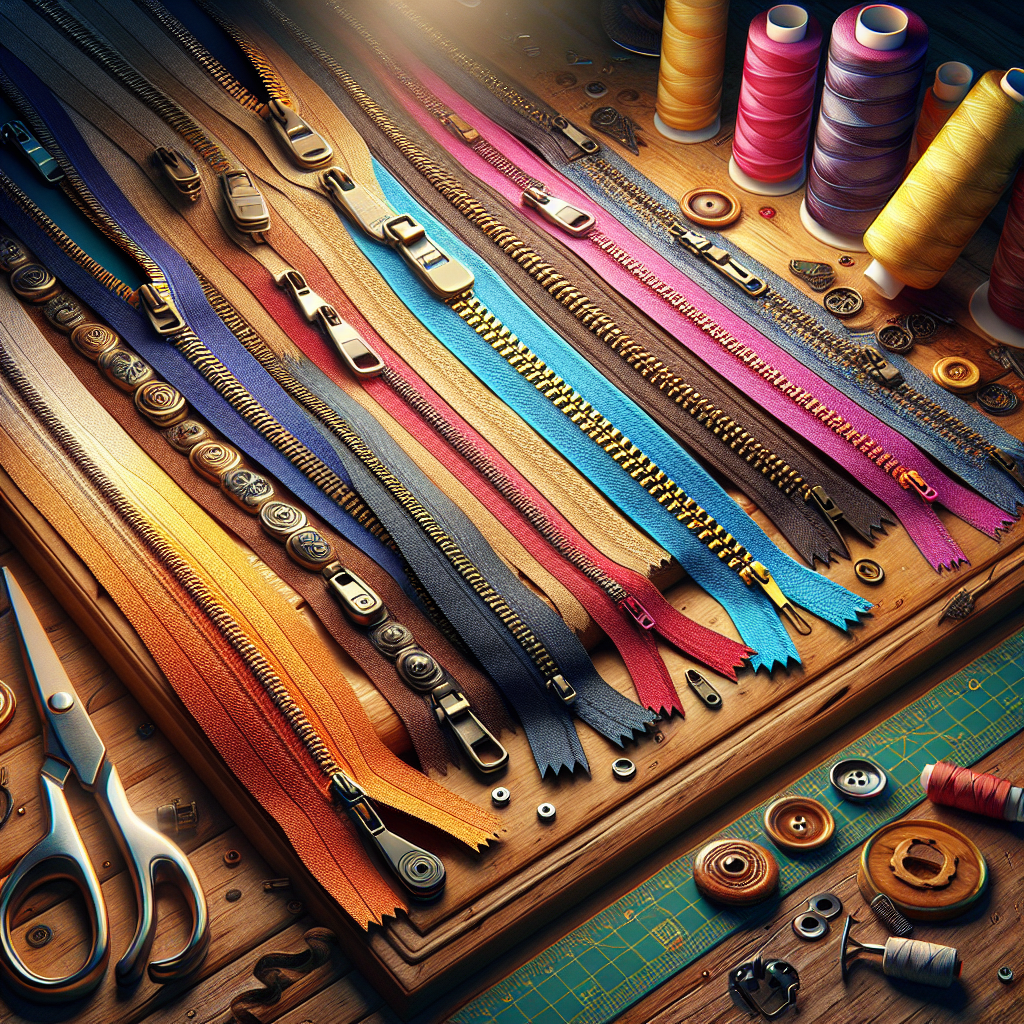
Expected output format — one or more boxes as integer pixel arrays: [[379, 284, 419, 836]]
[[70, 323, 120, 361], [931, 356, 980, 394], [681, 187, 741, 228], [763, 795, 835, 853], [98, 346, 155, 393], [692, 838, 779, 905]]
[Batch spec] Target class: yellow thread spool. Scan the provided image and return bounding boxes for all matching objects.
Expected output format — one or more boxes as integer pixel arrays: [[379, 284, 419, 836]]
[[865, 69, 1024, 297], [908, 62, 974, 167], [655, 0, 730, 143]]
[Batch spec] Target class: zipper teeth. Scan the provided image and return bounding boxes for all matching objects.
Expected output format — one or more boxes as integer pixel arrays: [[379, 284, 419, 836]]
[[28, 0, 234, 174], [130, 0, 266, 113], [0, 336, 342, 780]]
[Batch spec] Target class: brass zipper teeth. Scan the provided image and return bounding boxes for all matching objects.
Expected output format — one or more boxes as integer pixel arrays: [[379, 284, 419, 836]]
[[0, 337, 343, 781], [29, 0, 234, 174]]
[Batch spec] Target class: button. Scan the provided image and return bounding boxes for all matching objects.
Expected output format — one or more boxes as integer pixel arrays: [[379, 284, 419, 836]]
[[692, 839, 779, 905], [876, 324, 913, 353], [763, 795, 835, 853], [823, 286, 864, 318], [611, 757, 636, 780], [855, 559, 885, 585], [681, 187, 741, 228], [829, 757, 887, 801], [932, 356, 980, 394], [491, 787, 510, 807], [977, 383, 1018, 416], [537, 802, 556, 822]]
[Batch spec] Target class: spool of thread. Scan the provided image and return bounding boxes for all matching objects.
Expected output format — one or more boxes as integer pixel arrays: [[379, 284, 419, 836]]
[[921, 760, 1024, 821], [882, 937, 962, 988], [729, 6, 822, 195], [908, 62, 974, 166], [865, 69, 1024, 298], [802, 4, 928, 251], [972, 163, 1024, 346], [655, 0, 730, 143]]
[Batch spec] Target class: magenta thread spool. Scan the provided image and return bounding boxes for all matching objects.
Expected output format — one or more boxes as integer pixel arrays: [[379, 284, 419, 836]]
[[801, 4, 928, 251], [729, 5, 823, 196]]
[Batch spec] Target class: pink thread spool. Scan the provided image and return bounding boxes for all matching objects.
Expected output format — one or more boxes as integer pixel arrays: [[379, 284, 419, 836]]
[[921, 761, 1024, 822], [730, 5, 823, 195]]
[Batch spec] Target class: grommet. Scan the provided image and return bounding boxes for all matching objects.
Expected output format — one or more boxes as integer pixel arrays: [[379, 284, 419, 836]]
[[792, 910, 828, 940], [223, 849, 242, 867], [977, 383, 1019, 416], [584, 81, 608, 98], [681, 187, 741, 228], [823, 286, 864, 318], [838, 255, 856, 267], [156, 798, 199, 833], [876, 324, 913, 354], [998, 966, 1014, 983], [763, 796, 835, 853], [830, 757, 887, 802], [693, 839, 779, 905], [807, 892, 843, 920], [612, 757, 636, 780], [225, 889, 242, 903], [855, 559, 885, 585], [286, 900, 305, 914], [759, 206, 776, 219], [932, 356, 980, 394], [25, 925, 53, 948], [491, 787, 511, 807], [537, 802, 556, 822]]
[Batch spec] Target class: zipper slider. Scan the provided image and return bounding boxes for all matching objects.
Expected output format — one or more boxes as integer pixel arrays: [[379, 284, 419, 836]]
[[522, 186, 596, 237], [898, 469, 938, 503], [990, 449, 1024, 489], [219, 169, 271, 237], [329, 771, 446, 900], [549, 115, 600, 159], [381, 214, 475, 300], [685, 669, 722, 709], [808, 485, 851, 558], [442, 112, 480, 144], [744, 562, 812, 635], [323, 563, 387, 626], [322, 167, 393, 240], [546, 673, 577, 705], [862, 348, 903, 387], [619, 595, 655, 630], [152, 147, 201, 201], [672, 227, 766, 296], [138, 282, 186, 335], [430, 680, 510, 773], [314, 305, 385, 378], [1, 121, 63, 185], [266, 99, 333, 168], [274, 267, 327, 321]]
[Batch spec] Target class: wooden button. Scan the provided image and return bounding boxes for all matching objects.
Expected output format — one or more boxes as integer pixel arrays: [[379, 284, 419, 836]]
[[681, 187, 741, 227], [763, 796, 835, 853], [858, 820, 987, 921], [693, 839, 779, 905], [931, 356, 980, 394]]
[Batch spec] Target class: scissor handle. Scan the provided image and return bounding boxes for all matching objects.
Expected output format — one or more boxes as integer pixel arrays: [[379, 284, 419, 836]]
[[94, 759, 209, 987], [0, 770, 110, 1002]]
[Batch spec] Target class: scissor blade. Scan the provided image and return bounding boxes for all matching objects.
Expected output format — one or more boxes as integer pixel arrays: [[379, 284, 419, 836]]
[[2, 567, 106, 787]]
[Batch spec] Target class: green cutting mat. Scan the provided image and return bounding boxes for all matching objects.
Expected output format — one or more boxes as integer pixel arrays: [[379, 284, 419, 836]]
[[453, 628, 1024, 1024]]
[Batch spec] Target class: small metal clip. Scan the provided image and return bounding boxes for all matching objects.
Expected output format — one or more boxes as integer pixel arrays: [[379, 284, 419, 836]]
[[1, 121, 63, 184], [442, 113, 480, 144], [522, 187, 595, 237], [267, 99, 332, 168], [901, 469, 938, 503], [262, 877, 291, 892], [619, 595, 655, 629], [990, 449, 1024, 489], [382, 214, 475, 299], [546, 673, 577, 705], [745, 562, 812, 635], [685, 669, 722, 709], [808, 485, 852, 557], [274, 268, 327, 322], [431, 681, 509, 773], [673, 228, 767, 297], [314, 304, 385, 378], [550, 116, 600, 159], [323, 563, 387, 627], [729, 956, 800, 1019], [156, 798, 199, 833], [219, 169, 271, 237], [862, 348, 903, 387], [152, 147, 201, 201], [322, 166, 393, 241], [138, 282, 186, 335]]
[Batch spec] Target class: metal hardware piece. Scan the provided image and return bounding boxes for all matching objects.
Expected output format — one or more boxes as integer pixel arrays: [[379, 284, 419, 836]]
[[685, 669, 722, 709], [862, 348, 903, 387], [673, 228, 767, 297], [330, 772, 445, 899], [589, 106, 643, 153], [25, 925, 53, 949], [840, 915, 962, 989], [682, 188, 741, 228], [619, 595, 655, 629], [0, 766, 12, 830], [262, 878, 291, 892], [152, 147, 201, 200], [322, 167, 393, 240], [789, 260, 835, 292], [932, 356, 980, 394], [266, 99, 332, 168], [223, 849, 242, 867], [611, 758, 636, 780], [938, 564, 1024, 622], [491, 787, 510, 807], [903, 312, 937, 340], [274, 268, 328, 322], [314, 304, 385, 378], [323, 564, 386, 627], [550, 115, 600, 158], [584, 81, 608, 98], [728, 956, 800, 1019], [808, 485, 853, 557], [546, 673, 577, 705], [521, 187, 595, 237], [1, 120, 64, 184], [990, 449, 1024, 489], [225, 889, 242, 903], [0, 680, 15, 734], [988, 345, 1024, 381], [807, 893, 842, 920], [876, 324, 913, 354], [441, 112, 480, 144], [219, 170, 271, 236], [792, 910, 828, 940], [830, 757, 887, 801], [746, 562, 812, 635], [382, 214, 475, 299], [537, 802, 556, 822], [823, 286, 863, 318], [977, 382, 1019, 416], [156, 799, 199, 834], [138, 282, 186, 336], [870, 893, 913, 936], [854, 559, 885, 585], [998, 966, 1014, 983]]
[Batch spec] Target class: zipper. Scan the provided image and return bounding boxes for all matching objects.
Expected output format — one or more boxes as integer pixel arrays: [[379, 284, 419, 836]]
[[384, 0, 1024, 493]]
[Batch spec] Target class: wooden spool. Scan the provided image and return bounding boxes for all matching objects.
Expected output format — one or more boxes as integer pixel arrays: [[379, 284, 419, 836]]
[[763, 795, 835, 853], [858, 819, 988, 921], [693, 838, 779, 905]]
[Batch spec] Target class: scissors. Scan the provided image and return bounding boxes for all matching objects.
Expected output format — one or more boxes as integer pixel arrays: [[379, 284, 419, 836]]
[[0, 567, 209, 1002]]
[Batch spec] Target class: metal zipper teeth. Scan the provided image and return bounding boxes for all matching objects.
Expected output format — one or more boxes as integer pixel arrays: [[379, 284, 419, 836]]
[[28, 0, 234, 174], [0, 336, 343, 782], [385, 0, 998, 469]]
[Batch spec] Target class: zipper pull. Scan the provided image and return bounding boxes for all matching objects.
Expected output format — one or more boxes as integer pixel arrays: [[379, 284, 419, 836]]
[[323, 563, 387, 625], [138, 282, 186, 335], [862, 348, 903, 387], [898, 469, 938, 503], [219, 169, 271, 238], [266, 99, 333, 169], [441, 112, 480, 144], [808, 485, 852, 558], [314, 304, 385, 378], [381, 214, 475, 300], [672, 227, 767, 297], [152, 147, 201, 201], [743, 562, 812, 635], [1, 121, 64, 185], [522, 186, 596, 237], [549, 115, 600, 159], [619, 595, 655, 630], [322, 167, 393, 240], [685, 669, 722, 709], [546, 673, 577, 705], [274, 267, 328, 322], [429, 680, 510, 773], [990, 449, 1024, 489], [329, 771, 446, 900]]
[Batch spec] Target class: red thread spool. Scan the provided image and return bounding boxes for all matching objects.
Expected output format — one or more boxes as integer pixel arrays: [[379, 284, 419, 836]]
[[987, 168, 1024, 331], [921, 761, 1023, 821]]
